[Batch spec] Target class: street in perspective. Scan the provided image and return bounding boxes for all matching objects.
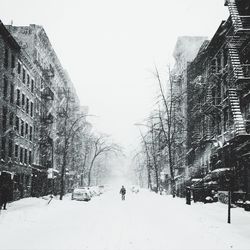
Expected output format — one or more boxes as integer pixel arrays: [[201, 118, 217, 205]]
[[1, 0, 250, 250]]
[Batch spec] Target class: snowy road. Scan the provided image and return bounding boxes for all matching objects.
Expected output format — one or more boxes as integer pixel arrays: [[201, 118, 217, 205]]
[[0, 189, 250, 250]]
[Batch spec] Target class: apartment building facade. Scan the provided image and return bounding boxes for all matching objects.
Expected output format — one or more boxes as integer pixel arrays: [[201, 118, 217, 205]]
[[186, 0, 250, 202], [0, 20, 84, 200], [7, 24, 84, 196], [170, 36, 208, 197], [0, 21, 38, 200]]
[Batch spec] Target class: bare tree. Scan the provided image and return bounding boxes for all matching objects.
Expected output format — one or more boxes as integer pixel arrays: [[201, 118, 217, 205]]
[[136, 128, 152, 190], [56, 88, 89, 200], [86, 134, 121, 186], [154, 66, 185, 197], [132, 151, 150, 188], [135, 118, 166, 192]]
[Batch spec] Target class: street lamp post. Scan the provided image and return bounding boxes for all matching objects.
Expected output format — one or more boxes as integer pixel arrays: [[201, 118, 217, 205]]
[[227, 165, 235, 224]]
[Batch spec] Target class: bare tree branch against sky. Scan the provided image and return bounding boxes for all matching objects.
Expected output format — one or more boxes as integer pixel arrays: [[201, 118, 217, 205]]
[[0, 0, 228, 152]]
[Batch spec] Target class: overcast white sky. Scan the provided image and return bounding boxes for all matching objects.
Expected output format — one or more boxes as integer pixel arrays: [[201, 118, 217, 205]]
[[1, 0, 229, 154]]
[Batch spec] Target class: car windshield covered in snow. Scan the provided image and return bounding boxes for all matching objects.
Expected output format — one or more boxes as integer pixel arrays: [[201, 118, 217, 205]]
[[71, 187, 91, 201]]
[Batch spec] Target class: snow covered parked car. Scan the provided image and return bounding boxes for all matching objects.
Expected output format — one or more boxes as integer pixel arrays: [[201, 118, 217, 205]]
[[71, 187, 91, 201], [99, 185, 104, 194], [131, 186, 139, 194], [89, 186, 102, 196]]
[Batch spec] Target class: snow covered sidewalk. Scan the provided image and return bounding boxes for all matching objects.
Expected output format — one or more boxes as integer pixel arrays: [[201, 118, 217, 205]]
[[0, 189, 250, 250]]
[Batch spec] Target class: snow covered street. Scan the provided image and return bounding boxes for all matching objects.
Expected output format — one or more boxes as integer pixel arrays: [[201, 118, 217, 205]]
[[0, 189, 250, 250]]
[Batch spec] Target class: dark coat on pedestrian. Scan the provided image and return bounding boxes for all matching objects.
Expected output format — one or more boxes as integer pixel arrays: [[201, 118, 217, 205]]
[[120, 186, 126, 195]]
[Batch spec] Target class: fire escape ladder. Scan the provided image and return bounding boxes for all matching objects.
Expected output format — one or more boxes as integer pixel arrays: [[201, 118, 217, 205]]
[[206, 86, 212, 103], [228, 46, 244, 79], [203, 86, 222, 114], [228, 88, 246, 135], [229, 35, 247, 49], [227, 0, 243, 31], [192, 127, 201, 145], [206, 87, 213, 136]]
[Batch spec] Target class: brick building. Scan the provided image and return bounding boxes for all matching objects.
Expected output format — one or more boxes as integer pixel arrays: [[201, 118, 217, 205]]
[[186, 0, 250, 202], [0, 21, 38, 200], [171, 36, 208, 196], [0, 20, 84, 200], [6, 24, 83, 196]]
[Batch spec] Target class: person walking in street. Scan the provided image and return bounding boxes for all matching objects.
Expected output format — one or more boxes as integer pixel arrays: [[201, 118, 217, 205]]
[[0, 183, 10, 210], [186, 186, 191, 205], [120, 185, 126, 201]]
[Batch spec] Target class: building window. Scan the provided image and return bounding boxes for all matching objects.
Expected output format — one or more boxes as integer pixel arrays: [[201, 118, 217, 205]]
[[18, 62, 21, 74], [4, 47, 8, 68], [29, 126, 33, 141], [26, 98, 29, 114], [15, 144, 19, 159], [3, 76, 8, 99], [1, 137, 6, 161], [24, 149, 27, 164], [2, 106, 7, 132], [25, 123, 29, 137], [8, 139, 13, 158], [36, 100, 40, 113], [29, 150, 32, 165], [9, 112, 14, 127], [11, 54, 15, 69], [31, 80, 34, 93], [15, 116, 19, 133], [20, 147, 23, 163], [10, 84, 14, 104], [21, 120, 24, 136], [30, 102, 33, 117], [22, 93, 25, 108], [27, 74, 30, 88], [22, 68, 26, 84], [16, 89, 20, 106]]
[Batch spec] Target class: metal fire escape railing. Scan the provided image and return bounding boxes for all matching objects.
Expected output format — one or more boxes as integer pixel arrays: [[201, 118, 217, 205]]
[[227, 0, 244, 30], [226, 0, 250, 31], [228, 46, 245, 80], [40, 113, 54, 124], [39, 64, 55, 170], [190, 86, 214, 145], [41, 86, 54, 101], [226, 0, 250, 83], [43, 64, 55, 79], [228, 89, 246, 135], [202, 86, 223, 115]]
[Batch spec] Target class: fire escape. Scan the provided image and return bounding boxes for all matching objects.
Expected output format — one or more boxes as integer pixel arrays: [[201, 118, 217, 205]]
[[39, 65, 55, 169], [228, 89, 245, 135], [225, 0, 250, 136], [202, 62, 223, 141], [190, 75, 211, 146]]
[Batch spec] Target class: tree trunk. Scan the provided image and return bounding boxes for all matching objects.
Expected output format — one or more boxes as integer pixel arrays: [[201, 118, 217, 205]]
[[168, 142, 175, 198], [147, 165, 152, 190], [59, 152, 67, 200], [87, 170, 91, 187], [60, 138, 68, 200], [87, 157, 96, 187], [155, 167, 159, 193]]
